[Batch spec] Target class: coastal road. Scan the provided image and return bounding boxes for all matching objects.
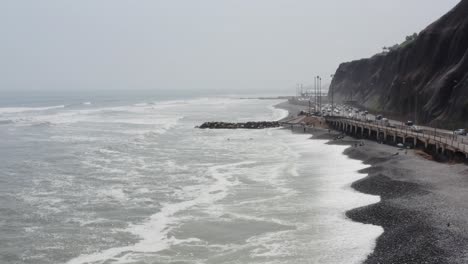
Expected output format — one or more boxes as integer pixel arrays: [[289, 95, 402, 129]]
[[334, 104, 468, 144], [288, 100, 467, 146]]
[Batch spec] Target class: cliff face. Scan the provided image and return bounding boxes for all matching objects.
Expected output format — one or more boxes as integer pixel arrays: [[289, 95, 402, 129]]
[[330, 0, 468, 128]]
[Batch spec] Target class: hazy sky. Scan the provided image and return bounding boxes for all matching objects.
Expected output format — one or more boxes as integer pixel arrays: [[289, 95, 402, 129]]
[[0, 0, 461, 94]]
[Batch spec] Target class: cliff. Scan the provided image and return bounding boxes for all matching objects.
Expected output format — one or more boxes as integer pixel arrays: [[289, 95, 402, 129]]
[[330, 0, 468, 128]]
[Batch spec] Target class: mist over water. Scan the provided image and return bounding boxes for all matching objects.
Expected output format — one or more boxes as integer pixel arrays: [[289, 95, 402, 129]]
[[0, 96, 382, 264]]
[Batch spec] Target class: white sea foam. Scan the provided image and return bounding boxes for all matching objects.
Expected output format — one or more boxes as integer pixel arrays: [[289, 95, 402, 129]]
[[269, 105, 289, 121], [24, 226, 42, 233], [6, 97, 384, 264], [101, 188, 128, 203], [10, 103, 183, 135], [68, 217, 111, 227], [0, 105, 65, 114], [251, 131, 382, 263], [65, 161, 251, 264]]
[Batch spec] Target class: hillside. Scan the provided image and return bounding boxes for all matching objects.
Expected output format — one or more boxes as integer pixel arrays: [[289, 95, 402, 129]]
[[329, 0, 468, 128]]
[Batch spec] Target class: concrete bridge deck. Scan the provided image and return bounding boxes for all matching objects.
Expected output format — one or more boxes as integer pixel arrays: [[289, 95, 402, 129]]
[[325, 116, 468, 158]]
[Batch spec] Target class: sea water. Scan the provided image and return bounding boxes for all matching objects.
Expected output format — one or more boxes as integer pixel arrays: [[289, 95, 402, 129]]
[[0, 95, 382, 264]]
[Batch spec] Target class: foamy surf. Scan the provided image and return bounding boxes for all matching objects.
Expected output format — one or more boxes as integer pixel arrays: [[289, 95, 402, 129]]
[[0, 104, 65, 114], [66, 161, 251, 264], [1, 97, 383, 264]]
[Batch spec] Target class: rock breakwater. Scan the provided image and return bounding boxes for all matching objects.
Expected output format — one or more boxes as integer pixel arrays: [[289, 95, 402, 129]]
[[199, 121, 281, 129]]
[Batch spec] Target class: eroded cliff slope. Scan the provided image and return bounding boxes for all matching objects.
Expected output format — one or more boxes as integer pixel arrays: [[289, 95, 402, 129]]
[[330, 0, 468, 128]]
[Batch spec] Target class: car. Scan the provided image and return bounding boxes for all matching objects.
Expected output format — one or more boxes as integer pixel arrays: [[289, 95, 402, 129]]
[[376, 115, 383, 120], [410, 126, 423, 133], [406, 120, 414, 126], [454, 129, 466, 135], [381, 118, 390, 127]]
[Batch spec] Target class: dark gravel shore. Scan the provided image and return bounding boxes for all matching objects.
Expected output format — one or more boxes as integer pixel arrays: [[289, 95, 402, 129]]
[[276, 101, 468, 264], [341, 140, 468, 264]]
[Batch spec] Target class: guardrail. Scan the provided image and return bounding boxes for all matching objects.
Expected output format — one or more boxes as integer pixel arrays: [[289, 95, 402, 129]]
[[326, 116, 468, 153]]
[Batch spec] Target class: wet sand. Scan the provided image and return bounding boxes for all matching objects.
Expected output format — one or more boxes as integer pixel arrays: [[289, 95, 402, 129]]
[[276, 101, 468, 264]]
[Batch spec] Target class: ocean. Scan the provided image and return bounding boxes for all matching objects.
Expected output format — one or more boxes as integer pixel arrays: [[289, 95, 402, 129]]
[[0, 94, 382, 264]]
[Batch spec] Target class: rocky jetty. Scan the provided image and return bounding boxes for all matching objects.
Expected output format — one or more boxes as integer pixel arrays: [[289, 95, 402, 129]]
[[329, 0, 468, 128], [199, 121, 281, 129]]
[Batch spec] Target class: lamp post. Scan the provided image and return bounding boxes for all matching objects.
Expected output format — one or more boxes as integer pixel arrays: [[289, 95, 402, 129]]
[[314, 76, 318, 112], [319, 76, 322, 113], [330, 74, 335, 116], [316, 75, 320, 114], [315, 76, 318, 112], [320, 77, 322, 111]]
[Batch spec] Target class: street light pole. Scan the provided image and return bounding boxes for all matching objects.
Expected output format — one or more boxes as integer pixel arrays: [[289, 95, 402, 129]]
[[314, 76, 318, 112], [415, 92, 418, 125], [316, 75, 320, 113], [318, 76, 321, 113], [330, 74, 335, 116], [320, 76, 322, 113], [318, 76, 320, 113]]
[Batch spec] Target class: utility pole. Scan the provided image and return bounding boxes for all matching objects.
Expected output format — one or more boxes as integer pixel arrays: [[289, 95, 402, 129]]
[[317, 76, 321, 114], [315, 76, 319, 112], [330, 74, 335, 116], [314, 77, 317, 112], [319, 76, 322, 113], [415, 93, 418, 124]]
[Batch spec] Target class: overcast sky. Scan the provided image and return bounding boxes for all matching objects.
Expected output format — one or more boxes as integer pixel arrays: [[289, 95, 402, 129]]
[[0, 0, 461, 94]]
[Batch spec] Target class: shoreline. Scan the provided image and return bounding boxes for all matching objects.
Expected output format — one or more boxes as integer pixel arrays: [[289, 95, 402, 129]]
[[275, 101, 468, 264]]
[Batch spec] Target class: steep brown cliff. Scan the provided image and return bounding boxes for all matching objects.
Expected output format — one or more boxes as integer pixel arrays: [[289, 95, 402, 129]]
[[330, 0, 468, 128]]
